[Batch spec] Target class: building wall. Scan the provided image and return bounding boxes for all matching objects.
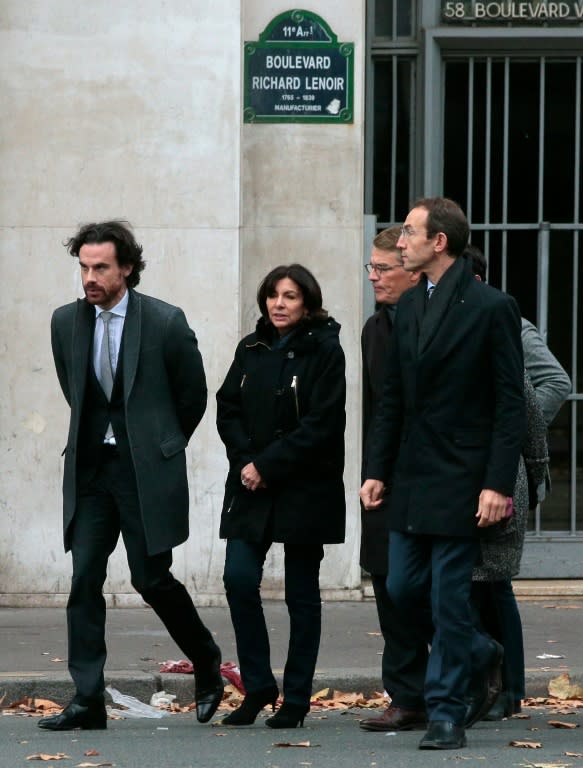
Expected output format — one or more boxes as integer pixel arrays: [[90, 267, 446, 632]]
[[0, 0, 365, 604]]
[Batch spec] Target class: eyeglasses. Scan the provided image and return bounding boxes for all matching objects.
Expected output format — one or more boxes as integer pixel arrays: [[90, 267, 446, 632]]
[[400, 225, 421, 239], [364, 263, 400, 275]]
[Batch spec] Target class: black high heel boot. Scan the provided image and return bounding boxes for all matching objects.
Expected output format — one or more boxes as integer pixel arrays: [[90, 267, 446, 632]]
[[221, 686, 279, 726], [265, 701, 309, 729]]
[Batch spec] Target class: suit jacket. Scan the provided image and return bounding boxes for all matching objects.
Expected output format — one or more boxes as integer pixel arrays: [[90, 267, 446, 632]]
[[367, 255, 526, 539], [360, 307, 392, 574], [51, 288, 207, 555]]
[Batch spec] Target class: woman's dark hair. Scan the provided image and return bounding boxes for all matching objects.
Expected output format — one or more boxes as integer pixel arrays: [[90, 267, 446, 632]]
[[257, 264, 328, 322], [64, 220, 146, 288]]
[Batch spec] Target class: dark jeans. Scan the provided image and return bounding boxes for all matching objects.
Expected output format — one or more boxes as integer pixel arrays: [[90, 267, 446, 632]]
[[370, 572, 428, 709], [472, 580, 525, 700], [68, 450, 218, 701], [223, 537, 324, 707], [388, 531, 491, 725]]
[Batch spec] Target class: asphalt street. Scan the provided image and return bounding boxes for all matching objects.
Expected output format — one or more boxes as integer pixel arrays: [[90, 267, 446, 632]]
[[2, 704, 583, 768]]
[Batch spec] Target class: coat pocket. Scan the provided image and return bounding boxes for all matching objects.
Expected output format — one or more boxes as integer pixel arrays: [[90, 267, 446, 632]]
[[160, 433, 187, 458]]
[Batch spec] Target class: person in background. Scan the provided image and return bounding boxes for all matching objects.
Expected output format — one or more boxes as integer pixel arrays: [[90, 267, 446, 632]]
[[41, 220, 222, 731], [358, 227, 428, 733], [468, 244, 571, 720], [216, 264, 346, 729]]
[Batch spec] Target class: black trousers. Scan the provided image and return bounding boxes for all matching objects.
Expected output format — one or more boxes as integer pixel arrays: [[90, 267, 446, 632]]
[[370, 572, 428, 709], [223, 536, 324, 707], [68, 448, 218, 701]]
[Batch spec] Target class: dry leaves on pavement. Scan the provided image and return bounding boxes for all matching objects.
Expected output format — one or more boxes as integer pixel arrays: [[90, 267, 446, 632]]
[[74, 763, 113, 767], [4, 697, 62, 717], [273, 741, 319, 748], [26, 754, 70, 761], [547, 720, 579, 728], [548, 673, 583, 700], [509, 740, 543, 748]]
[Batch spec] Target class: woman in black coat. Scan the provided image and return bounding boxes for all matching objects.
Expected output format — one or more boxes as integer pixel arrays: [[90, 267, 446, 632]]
[[216, 264, 346, 728]]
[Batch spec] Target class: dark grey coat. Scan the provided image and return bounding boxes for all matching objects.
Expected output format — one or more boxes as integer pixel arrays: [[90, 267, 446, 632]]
[[51, 289, 207, 555], [360, 307, 392, 574], [216, 316, 346, 545], [367, 256, 526, 538]]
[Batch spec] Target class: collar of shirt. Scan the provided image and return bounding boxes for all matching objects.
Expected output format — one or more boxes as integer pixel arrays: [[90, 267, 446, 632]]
[[95, 290, 129, 320]]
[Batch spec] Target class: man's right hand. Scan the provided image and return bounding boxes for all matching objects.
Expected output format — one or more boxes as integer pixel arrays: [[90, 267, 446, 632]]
[[359, 479, 385, 509]]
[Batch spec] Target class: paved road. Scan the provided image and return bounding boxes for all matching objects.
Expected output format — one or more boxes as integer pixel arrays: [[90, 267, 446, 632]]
[[2, 704, 583, 768], [2, 599, 583, 705]]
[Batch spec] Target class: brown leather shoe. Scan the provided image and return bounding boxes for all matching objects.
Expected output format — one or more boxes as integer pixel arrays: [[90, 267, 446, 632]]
[[359, 705, 427, 732]]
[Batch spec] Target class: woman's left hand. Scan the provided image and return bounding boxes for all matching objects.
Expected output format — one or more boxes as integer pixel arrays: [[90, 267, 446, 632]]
[[241, 462, 265, 491]]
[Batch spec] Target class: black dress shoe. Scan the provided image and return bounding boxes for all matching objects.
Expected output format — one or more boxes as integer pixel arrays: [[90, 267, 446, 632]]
[[419, 721, 466, 750], [465, 638, 504, 727], [38, 700, 107, 731], [195, 653, 224, 723], [483, 691, 522, 721]]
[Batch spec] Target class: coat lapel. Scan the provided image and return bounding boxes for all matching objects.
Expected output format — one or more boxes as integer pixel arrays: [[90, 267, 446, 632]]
[[71, 299, 94, 406], [122, 289, 141, 399], [417, 256, 468, 355]]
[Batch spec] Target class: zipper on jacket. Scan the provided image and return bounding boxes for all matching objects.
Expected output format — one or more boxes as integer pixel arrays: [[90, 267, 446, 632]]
[[240, 374, 246, 388], [291, 375, 299, 418]]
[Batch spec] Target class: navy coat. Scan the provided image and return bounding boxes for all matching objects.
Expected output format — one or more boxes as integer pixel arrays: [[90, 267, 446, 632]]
[[367, 256, 526, 538], [51, 289, 207, 555], [216, 316, 346, 545]]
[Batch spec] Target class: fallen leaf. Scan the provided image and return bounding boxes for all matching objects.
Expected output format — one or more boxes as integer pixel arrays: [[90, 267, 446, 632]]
[[564, 752, 583, 757], [273, 741, 319, 748], [520, 764, 572, 768], [366, 632, 382, 636], [509, 740, 543, 748], [537, 654, 565, 660], [548, 673, 583, 700], [547, 720, 579, 729], [74, 763, 113, 767], [84, 751, 100, 757], [27, 754, 70, 761], [310, 688, 330, 700], [51, 658, 67, 663]]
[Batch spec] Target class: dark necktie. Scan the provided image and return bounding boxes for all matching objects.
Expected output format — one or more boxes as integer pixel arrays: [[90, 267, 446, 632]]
[[425, 285, 435, 309]]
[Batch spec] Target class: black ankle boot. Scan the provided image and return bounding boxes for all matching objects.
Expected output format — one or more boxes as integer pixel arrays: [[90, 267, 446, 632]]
[[222, 686, 279, 726], [265, 701, 309, 729]]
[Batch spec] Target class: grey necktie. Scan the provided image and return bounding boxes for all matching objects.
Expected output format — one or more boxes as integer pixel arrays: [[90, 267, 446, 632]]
[[99, 311, 114, 400]]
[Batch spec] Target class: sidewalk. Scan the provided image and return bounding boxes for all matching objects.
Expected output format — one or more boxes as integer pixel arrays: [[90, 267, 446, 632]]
[[1, 598, 582, 707]]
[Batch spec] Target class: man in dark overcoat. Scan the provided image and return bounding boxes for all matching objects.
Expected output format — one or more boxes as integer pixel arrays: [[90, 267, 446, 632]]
[[358, 227, 429, 732], [360, 198, 525, 750], [40, 220, 223, 731]]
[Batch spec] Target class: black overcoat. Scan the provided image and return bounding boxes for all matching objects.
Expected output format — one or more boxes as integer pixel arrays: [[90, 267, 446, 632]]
[[50, 289, 207, 555], [216, 316, 346, 544], [367, 256, 526, 538], [360, 307, 392, 574]]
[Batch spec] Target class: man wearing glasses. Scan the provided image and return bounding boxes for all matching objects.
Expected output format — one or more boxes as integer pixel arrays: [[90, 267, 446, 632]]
[[359, 227, 428, 733], [360, 198, 525, 750]]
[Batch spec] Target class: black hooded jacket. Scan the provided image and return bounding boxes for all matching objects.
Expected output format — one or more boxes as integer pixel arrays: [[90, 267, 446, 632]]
[[216, 315, 346, 544]]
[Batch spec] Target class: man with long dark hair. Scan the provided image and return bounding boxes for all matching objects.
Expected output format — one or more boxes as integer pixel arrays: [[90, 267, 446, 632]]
[[40, 220, 223, 731]]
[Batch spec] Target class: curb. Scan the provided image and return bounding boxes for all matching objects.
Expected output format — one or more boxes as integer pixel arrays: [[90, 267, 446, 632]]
[[2, 669, 577, 709]]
